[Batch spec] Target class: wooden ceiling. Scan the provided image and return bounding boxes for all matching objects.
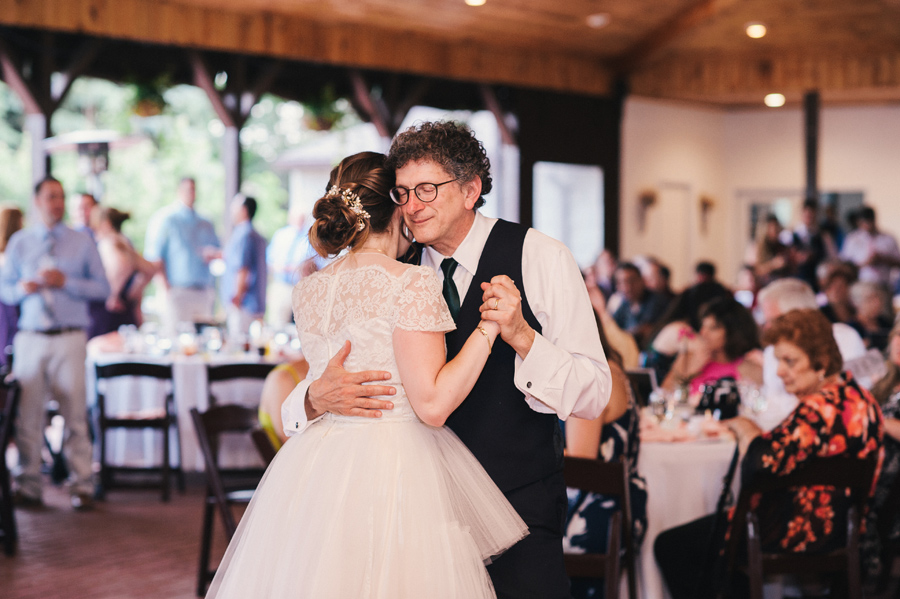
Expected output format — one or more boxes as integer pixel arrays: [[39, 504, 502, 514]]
[[2, 0, 900, 106]]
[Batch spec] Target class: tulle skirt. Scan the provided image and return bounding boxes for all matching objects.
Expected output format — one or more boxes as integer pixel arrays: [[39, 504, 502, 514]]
[[206, 415, 528, 599]]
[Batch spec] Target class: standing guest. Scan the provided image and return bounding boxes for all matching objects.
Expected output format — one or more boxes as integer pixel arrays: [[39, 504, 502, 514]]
[[612, 262, 670, 348], [655, 309, 883, 599], [817, 260, 862, 333], [850, 280, 894, 351], [283, 122, 612, 599], [145, 177, 219, 332], [694, 261, 718, 285], [266, 206, 321, 328], [754, 214, 792, 284], [0, 177, 110, 510], [841, 206, 900, 287], [786, 199, 834, 291], [89, 206, 156, 337], [70, 192, 97, 242], [221, 194, 268, 337], [0, 205, 23, 369]]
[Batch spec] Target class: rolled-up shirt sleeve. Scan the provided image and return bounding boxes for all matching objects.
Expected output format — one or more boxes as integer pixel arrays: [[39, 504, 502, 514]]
[[514, 230, 612, 420]]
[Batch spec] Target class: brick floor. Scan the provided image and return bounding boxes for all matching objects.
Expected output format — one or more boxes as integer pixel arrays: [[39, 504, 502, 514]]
[[1, 480, 235, 599]]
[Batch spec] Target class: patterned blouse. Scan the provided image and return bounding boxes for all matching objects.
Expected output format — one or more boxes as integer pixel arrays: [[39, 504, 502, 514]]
[[862, 389, 900, 577], [737, 372, 883, 553]]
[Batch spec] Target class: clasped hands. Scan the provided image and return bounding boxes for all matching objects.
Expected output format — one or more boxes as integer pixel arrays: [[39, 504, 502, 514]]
[[306, 275, 534, 420], [22, 268, 66, 294]]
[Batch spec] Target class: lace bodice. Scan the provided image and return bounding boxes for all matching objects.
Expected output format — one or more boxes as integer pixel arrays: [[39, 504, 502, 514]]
[[292, 258, 455, 422]]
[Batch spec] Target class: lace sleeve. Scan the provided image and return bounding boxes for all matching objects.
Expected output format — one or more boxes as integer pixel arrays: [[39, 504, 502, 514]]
[[395, 266, 456, 333]]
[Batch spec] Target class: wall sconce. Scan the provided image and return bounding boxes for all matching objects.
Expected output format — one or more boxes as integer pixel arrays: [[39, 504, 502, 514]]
[[700, 195, 715, 234], [637, 190, 656, 233]]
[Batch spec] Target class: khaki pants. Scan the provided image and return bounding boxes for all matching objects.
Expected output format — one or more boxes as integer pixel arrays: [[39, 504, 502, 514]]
[[13, 330, 93, 498]]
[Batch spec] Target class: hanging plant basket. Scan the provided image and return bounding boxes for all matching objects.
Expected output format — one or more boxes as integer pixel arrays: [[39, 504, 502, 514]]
[[302, 84, 345, 131], [130, 77, 169, 118]]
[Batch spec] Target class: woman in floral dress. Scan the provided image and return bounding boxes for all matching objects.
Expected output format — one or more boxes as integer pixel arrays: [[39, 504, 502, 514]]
[[654, 308, 883, 599]]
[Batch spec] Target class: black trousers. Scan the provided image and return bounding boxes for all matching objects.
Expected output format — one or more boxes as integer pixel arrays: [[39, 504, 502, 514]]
[[654, 514, 749, 599], [487, 470, 572, 599]]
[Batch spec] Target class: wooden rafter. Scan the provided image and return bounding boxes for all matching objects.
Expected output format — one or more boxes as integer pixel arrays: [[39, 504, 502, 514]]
[[617, 0, 738, 74], [479, 85, 516, 146]]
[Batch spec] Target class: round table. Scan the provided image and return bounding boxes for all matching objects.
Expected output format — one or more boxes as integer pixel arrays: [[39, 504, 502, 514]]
[[637, 435, 737, 599]]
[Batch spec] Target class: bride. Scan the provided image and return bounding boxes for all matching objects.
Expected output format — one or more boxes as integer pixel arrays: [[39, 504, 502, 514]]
[[206, 151, 527, 599]]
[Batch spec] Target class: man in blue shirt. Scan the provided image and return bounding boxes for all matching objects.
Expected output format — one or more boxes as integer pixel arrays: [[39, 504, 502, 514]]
[[0, 177, 110, 511], [266, 206, 320, 327], [221, 194, 267, 336], [145, 177, 219, 332]]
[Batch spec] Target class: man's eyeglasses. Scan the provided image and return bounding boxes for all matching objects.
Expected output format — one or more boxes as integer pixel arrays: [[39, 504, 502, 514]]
[[389, 179, 459, 205]]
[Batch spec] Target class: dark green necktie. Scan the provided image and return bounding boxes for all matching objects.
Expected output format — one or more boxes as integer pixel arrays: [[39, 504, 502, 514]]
[[440, 258, 461, 322]]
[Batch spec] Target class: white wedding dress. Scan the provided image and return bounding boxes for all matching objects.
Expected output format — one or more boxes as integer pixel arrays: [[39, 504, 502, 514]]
[[206, 256, 528, 599]]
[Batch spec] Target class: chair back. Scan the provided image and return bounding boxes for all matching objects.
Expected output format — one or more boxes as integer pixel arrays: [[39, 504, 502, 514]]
[[723, 455, 878, 599], [206, 363, 276, 407], [190, 405, 262, 536], [95, 362, 174, 414], [625, 368, 657, 408], [251, 428, 278, 466], [0, 378, 21, 555], [563, 456, 637, 599]]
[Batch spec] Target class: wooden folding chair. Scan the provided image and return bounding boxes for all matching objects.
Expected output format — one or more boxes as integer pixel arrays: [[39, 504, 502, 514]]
[[563, 456, 638, 599], [190, 404, 267, 596], [250, 427, 278, 465], [721, 456, 878, 599], [94, 362, 184, 501], [205, 363, 276, 408], [0, 378, 21, 556]]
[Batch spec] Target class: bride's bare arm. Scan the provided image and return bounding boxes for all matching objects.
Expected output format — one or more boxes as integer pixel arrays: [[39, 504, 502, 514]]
[[393, 322, 499, 427]]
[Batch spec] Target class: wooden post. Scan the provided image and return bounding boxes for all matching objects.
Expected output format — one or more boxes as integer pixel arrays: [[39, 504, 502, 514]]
[[804, 90, 820, 203], [0, 34, 101, 187], [190, 51, 281, 237]]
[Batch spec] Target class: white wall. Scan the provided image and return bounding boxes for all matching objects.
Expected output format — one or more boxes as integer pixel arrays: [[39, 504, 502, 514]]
[[621, 97, 900, 289]]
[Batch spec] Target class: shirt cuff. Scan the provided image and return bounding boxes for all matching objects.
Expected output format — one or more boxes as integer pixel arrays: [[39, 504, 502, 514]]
[[281, 378, 324, 436], [514, 332, 560, 414]]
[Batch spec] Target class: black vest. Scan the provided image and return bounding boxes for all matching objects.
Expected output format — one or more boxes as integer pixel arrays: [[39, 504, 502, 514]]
[[444, 219, 564, 493]]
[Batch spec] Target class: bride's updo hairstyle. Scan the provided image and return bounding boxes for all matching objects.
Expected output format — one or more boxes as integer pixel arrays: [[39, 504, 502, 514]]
[[309, 151, 395, 257]]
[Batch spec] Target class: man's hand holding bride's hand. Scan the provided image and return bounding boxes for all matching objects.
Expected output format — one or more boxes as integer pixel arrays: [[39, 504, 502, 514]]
[[306, 341, 396, 420], [480, 275, 535, 359]]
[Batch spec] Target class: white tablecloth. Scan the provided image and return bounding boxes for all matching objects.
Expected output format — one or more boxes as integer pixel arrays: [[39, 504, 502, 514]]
[[638, 436, 737, 599], [88, 352, 275, 472]]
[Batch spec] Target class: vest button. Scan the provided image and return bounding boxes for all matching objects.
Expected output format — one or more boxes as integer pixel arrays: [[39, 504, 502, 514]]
[[526, 381, 532, 389]]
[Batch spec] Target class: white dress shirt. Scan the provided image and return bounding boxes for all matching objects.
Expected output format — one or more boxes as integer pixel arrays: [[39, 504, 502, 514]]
[[840, 229, 900, 285], [283, 211, 612, 436]]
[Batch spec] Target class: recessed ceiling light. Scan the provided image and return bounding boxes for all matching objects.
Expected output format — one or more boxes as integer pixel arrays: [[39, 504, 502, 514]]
[[764, 93, 785, 107], [586, 13, 611, 29], [745, 22, 767, 39], [465, 0, 486, 6]]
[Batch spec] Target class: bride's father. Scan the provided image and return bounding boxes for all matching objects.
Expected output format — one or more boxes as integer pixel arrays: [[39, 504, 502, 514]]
[[283, 121, 612, 599]]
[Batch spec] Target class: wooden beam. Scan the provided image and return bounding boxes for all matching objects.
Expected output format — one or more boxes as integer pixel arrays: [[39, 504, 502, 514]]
[[479, 85, 516, 146], [617, 0, 737, 73], [0, 37, 42, 115], [804, 90, 820, 203], [49, 38, 103, 111], [0, 0, 613, 97], [349, 70, 391, 139], [628, 50, 900, 105], [190, 50, 237, 128]]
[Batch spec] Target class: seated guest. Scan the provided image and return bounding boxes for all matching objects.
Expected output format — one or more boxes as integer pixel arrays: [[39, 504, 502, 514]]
[[563, 318, 647, 599], [643, 279, 733, 383], [611, 262, 670, 348], [754, 214, 792, 285], [642, 258, 675, 305], [258, 358, 309, 450], [850, 280, 893, 351], [655, 309, 883, 599], [756, 278, 867, 429], [661, 296, 762, 397], [863, 321, 900, 579]]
